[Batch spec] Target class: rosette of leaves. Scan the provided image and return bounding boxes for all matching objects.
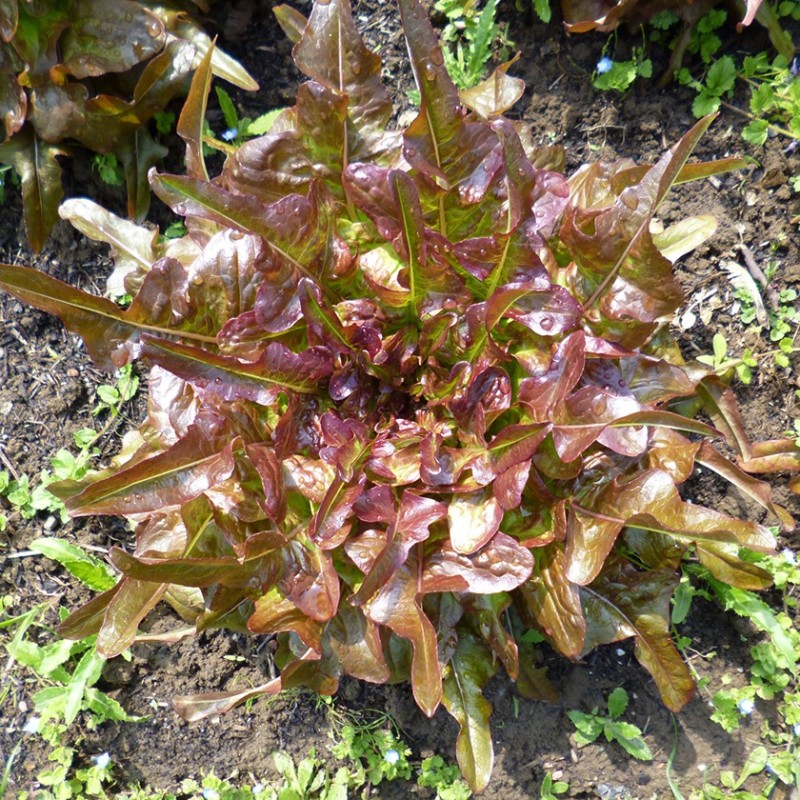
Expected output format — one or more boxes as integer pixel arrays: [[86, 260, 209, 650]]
[[0, 0, 795, 790], [0, 0, 256, 252]]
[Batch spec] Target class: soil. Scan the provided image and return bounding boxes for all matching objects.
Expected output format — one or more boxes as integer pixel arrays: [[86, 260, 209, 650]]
[[1, 1, 799, 798]]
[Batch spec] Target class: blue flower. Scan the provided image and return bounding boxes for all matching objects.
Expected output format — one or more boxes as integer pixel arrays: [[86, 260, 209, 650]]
[[781, 547, 798, 565], [596, 57, 614, 74], [202, 789, 220, 800], [737, 698, 755, 716], [93, 752, 111, 769], [221, 128, 239, 142], [22, 716, 40, 734], [384, 749, 400, 765]]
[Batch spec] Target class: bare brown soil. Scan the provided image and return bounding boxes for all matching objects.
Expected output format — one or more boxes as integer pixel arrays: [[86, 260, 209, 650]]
[[1, 1, 799, 797]]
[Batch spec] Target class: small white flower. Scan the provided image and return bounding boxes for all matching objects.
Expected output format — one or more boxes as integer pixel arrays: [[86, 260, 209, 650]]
[[384, 749, 400, 765], [697, 763, 707, 772], [781, 547, 798, 565], [793, 722, 800, 737], [202, 789, 220, 800], [737, 698, 755, 716], [22, 716, 40, 734], [596, 57, 614, 74], [93, 752, 111, 770], [252, 784, 264, 794], [221, 128, 238, 142]]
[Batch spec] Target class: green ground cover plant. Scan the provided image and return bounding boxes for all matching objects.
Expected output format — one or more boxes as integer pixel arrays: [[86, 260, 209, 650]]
[[650, 547, 800, 798], [0, 365, 140, 530], [0, 0, 798, 792], [583, 2, 798, 145], [678, 50, 800, 143], [559, 0, 794, 72], [0, 0, 256, 251]]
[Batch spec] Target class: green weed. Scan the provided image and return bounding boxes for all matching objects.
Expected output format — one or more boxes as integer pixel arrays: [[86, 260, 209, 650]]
[[678, 52, 800, 143], [674, 553, 800, 797], [325, 702, 413, 787], [93, 363, 139, 418], [592, 33, 653, 93], [568, 687, 654, 761], [539, 771, 569, 800], [418, 756, 472, 800], [434, 0, 511, 89], [92, 154, 125, 187]]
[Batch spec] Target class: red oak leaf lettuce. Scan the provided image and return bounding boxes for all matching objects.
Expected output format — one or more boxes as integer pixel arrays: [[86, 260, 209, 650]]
[[0, 0, 794, 791]]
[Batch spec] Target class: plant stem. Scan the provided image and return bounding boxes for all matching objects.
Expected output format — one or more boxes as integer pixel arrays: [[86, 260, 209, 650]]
[[720, 101, 796, 140]]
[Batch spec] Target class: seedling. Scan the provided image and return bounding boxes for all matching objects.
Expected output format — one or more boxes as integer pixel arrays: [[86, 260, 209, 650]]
[[697, 329, 798, 386], [696, 332, 759, 384], [418, 756, 472, 800], [0, 436, 101, 527], [93, 364, 139, 418], [539, 771, 569, 800], [568, 688, 654, 761], [92, 154, 125, 187]]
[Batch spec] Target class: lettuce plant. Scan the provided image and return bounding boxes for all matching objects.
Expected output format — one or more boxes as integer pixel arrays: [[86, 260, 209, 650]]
[[0, 0, 795, 790], [0, 0, 256, 251]]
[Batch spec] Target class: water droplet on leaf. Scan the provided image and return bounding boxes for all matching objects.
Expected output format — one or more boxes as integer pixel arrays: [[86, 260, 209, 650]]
[[422, 62, 436, 81], [145, 18, 162, 37], [539, 314, 554, 332], [620, 187, 638, 210], [591, 394, 608, 415]]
